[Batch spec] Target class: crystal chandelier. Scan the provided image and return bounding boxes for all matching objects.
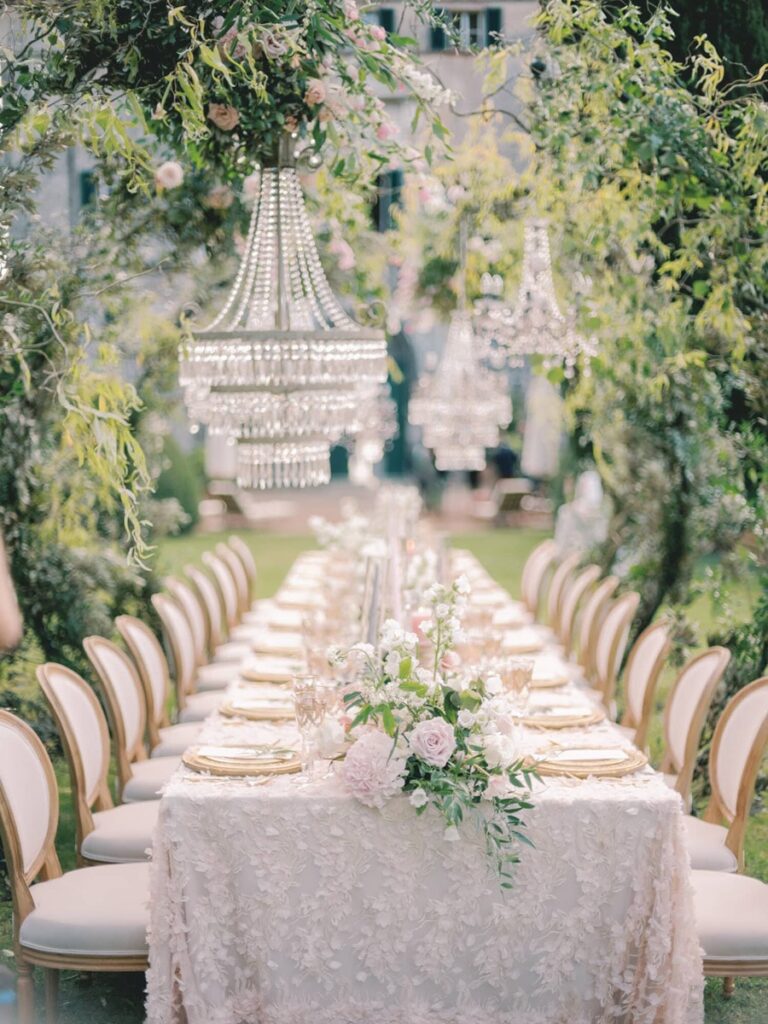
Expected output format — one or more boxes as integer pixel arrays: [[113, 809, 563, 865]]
[[180, 134, 387, 489], [475, 218, 594, 371], [409, 309, 511, 472]]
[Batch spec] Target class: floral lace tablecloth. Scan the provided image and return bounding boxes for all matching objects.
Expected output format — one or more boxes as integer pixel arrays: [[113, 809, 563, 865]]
[[147, 713, 702, 1024], [146, 552, 703, 1024]]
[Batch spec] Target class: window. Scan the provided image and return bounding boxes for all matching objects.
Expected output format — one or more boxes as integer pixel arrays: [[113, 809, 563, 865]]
[[364, 7, 396, 33], [372, 169, 404, 232], [430, 7, 503, 51]]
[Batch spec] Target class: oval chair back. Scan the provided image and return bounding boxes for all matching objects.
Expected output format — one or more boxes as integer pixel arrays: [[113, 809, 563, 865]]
[[594, 591, 641, 712], [116, 615, 172, 749], [36, 663, 112, 860], [186, 564, 226, 653], [228, 535, 257, 603], [152, 592, 197, 712], [166, 576, 208, 667], [545, 552, 581, 637], [577, 575, 619, 681], [558, 564, 600, 654], [704, 676, 768, 869], [216, 541, 250, 616], [520, 539, 558, 619], [84, 636, 149, 802], [619, 620, 672, 749], [202, 551, 240, 632], [662, 646, 731, 807], [0, 711, 62, 939]]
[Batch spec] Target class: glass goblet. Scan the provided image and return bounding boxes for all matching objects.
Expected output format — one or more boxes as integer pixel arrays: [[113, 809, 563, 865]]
[[292, 675, 326, 777]]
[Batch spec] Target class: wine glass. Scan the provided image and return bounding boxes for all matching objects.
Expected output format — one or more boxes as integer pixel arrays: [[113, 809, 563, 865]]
[[292, 675, 326, 777], [503, 657, 534, 717]]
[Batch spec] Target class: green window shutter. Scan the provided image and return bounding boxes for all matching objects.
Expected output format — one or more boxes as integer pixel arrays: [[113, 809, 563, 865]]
[[486, 7, 503, 46], [379, 8, 396, 34], [431, 8, 446, 50]]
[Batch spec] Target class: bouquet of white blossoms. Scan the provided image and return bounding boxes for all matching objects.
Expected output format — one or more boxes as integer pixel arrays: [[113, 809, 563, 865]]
[[332, 576, 536, 885]]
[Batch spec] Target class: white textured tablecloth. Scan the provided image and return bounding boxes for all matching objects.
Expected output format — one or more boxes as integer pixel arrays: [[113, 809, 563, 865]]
[[146, 556, 704, 1024]]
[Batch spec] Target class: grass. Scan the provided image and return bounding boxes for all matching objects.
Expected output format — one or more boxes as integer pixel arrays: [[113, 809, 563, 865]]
[[1, 526, 765, 1021]]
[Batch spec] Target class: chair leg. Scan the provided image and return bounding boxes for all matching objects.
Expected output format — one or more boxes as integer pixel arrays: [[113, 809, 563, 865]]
[[723, 976, 735, 998], [16, 961, 35, 1024], [45, 968, 59, 1023]]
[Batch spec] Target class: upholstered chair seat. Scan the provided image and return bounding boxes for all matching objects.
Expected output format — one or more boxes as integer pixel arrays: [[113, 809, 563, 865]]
[[122, 756, 179, 802], [80, 801, 158, 864], [20, 862, 149, 958], [684, 817, 739, 872], [692, 870, 768, 964]]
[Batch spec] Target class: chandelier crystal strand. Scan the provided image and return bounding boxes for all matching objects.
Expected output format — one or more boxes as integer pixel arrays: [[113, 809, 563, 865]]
[[179, 134, 387, 489], [409, 310, 511, 472], [475, 218, 595, 372]]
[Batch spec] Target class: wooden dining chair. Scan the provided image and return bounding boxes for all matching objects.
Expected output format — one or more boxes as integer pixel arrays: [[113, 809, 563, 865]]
[[0, 711, 149, 1024], [228, 534, 258, 605], [152, 593, 228, 723], [165, 577, 236, 690], [83, 636, 179, 802], [692, 869, 768, 995], [558, 563, 600, 654], [202, 550, 240, 632], [37, 663, 158, 867], [216, 541, 251, 617], [545, 552, 581, 638], [617, 620, 672, 750], [593, 591, 641, 714], [575, 575, 619, 682], [684, 676, 768, 873], [116, 614, 203, 756], [660, 646, 731, 809], [519, 539, 558, 620]]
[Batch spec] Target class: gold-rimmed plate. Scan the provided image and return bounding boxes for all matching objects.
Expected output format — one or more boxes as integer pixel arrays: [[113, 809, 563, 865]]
[[183, 744, 301, 777], [219, 697, 295, 721], [531, 745, 647, 778], [520, 706, 605, 730]]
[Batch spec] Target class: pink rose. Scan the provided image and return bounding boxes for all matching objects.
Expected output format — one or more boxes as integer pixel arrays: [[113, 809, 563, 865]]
[[370, 24, 386, 42], [204, 185, 234, 210], [408, 718, 456, 768], [411, 609, 431, 643], [154, 160, 184, 191], [376, 120, 399, 142], [304, 78, 327, 107], [340, 731, 407, 809], [208, 103, 240, 131], [440, 650, 461, 672]]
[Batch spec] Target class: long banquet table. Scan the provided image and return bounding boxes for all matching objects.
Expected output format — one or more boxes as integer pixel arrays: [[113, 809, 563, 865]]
[[146, 549, 704, 1024]]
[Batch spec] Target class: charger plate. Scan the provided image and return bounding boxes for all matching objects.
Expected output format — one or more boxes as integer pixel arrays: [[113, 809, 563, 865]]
[[521, 706, 605, 730], [250, 631, 304, 658], [532, 745, 647, 778], [240, 658, 303, 684], [219, 697, 295, 722], [183, 744, 301, 777]]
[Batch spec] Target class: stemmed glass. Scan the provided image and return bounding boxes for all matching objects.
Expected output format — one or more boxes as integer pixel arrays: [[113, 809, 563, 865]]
[[503, 657, 534, 718], [292, 675, 326, 778]]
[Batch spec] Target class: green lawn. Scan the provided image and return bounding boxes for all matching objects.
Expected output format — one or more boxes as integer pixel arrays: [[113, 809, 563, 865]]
[[2, 526, 765, 1021]]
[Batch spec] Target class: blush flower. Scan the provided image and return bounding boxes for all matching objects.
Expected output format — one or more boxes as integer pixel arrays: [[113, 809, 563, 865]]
[[304, 78, 327, 107], [340, 730, 407, 809], [408, 718, 456, 768], [154, 160, 184, 191], [208, 103, 240, 131]]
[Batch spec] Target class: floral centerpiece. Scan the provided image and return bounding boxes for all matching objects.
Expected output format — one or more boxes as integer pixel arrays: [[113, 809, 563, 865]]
[[331, 576, 536, 885]]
